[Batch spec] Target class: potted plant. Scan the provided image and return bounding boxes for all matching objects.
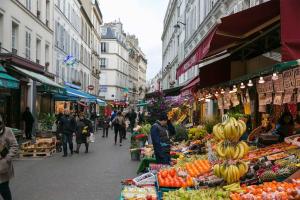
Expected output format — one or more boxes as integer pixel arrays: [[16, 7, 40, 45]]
[[38, 113, 56, 137]]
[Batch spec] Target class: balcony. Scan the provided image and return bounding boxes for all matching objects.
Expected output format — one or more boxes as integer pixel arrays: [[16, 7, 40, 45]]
[[37, 10, 41, 19]]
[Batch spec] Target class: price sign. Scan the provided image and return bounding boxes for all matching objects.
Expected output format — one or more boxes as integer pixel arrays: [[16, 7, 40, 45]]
[[283, 69, 295, 90], [273, 74, 284, 93]]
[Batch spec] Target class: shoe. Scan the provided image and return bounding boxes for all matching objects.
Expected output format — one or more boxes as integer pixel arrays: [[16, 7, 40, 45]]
[[120, 144, 122, 146], [74, 150, 79, 154], [62, 154, 67, 157], [123, 137, 127, 140], [85, 150, 88, 153], [102, 135, 105, 138]]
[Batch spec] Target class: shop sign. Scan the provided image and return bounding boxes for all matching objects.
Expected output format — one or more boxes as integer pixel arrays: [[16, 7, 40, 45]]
[[283, 90, 293, 104], [88, 85, 94, 90], [297, 89, 300, 102], [273, 93, 283, 105], [258, 94, 266, 106], [230, 93, 240, 107], [273, 74, 284, 93], [283, 69, 295, 90], [257, 76, 273, 93], [223, 90, 231, 109], [217, 97, 223, 110], [265, 93, 273, 104], [294, 67, 300, 88]]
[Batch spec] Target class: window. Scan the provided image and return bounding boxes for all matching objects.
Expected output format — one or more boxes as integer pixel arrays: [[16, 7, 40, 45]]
[[101, 42, 108, 53], [100, 58, 106, 68], [36, 38, 41, 64], [26, 0, 31, 10], [45, 44, 49, 68], [12, 22, 18, 52], [25, 31, 31, 59]]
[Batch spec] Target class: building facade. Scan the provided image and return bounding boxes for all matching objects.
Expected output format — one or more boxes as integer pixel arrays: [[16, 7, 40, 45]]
[[100, 22, 130, 102], [0, 0, 54, 127], [161, 0, 271, 90], [53, 0, 102, 95], [100, 21, 147, 103]]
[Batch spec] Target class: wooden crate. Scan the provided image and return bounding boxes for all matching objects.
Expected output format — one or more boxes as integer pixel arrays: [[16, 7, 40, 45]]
[[19, 148, 56, 158]]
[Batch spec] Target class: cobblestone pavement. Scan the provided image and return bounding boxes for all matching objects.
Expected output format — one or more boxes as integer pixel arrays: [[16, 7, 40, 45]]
[[11, 130, 138, 200]]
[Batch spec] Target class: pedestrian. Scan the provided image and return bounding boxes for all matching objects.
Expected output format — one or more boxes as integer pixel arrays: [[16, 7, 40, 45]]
[[102, 115, 110, 138], [150, 113, 171, 164], [59, 112, 76, 157], [121, 112, 127, 139], [112, 111, 125, 146], [128, 109, 137, 133], [0, 114, 18, 200], [74, 113, 93, 153], [110, 110, 117, 130], [22, 107, 34, 140], [138, 110, 145, 124]]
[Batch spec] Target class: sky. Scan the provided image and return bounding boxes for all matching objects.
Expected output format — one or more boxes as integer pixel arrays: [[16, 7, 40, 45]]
[[100, 0, 169, 80]]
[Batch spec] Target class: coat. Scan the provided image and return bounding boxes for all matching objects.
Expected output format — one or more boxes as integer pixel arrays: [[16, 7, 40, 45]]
[[76, 118, 93, 144], [0, 127, 18, 183]]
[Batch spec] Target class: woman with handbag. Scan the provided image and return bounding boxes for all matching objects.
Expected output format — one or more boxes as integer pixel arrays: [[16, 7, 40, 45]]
[[74, 113, 93, 153], [0, 114, 18, 200]]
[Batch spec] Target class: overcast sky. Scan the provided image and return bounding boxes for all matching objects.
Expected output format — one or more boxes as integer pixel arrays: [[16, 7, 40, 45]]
[[100, 0, 169, 80]]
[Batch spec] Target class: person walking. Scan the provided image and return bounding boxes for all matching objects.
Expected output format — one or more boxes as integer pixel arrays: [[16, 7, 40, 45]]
[[112, 111, 125, 146], [102, 115, 110, 138], [74, 113, 93, 153], [150, 113, 171, 164], [0, 114, 18, 200], [22, 107, 34, 139], [121, 112, 127, 139], [128, 109, 137, 134], [59, 112, 76, 157], [110, 110, 117, 130]]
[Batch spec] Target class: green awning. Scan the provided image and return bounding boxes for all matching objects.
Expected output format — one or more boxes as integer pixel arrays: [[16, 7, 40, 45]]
[[12, 66, 65, 94], [0, 66, 19, 89]]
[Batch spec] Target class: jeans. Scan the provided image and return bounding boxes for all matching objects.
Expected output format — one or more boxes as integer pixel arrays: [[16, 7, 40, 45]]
[[103, 128, 108, 137], [62, 133, 73, 155], [114, 126, 122, 144], [0, 182, 12, 200]]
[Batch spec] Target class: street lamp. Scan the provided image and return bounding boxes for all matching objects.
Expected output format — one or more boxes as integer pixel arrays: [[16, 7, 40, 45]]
[[174, 21, 186, 29]]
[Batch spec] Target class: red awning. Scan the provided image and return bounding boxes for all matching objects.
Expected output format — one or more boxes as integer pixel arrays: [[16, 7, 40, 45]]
[[180, 76, 200, 97], [176, 0, 280, 78], [281, 0, 300, 61]]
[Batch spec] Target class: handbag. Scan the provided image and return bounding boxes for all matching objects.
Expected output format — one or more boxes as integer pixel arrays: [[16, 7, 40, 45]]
[[89, 133, 95, 143]]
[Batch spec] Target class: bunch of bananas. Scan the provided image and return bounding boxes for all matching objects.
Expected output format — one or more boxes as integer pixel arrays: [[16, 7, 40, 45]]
[[223, 182, 245, 193], [213, 117, 246, 142], [213, 162, 248, 184], [216, 141, 249, 159]]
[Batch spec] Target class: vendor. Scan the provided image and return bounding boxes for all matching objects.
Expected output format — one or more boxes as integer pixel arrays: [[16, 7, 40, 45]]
[[272, 111, 295, 142], [150, 113, 171, 164], [248, 114, 273, 142]]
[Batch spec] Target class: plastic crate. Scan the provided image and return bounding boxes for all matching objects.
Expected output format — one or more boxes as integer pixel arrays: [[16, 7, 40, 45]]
[[133, 172, 156, 186]]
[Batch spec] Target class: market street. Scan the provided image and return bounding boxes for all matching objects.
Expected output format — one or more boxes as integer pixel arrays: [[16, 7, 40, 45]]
[[10, 130, 138, 200]]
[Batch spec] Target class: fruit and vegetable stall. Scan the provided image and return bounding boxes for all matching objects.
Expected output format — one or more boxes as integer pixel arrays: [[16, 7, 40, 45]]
[[120, 116, 300, 200]]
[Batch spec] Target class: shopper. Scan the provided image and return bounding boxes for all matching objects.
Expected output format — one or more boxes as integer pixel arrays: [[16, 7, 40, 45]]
[[138, 110, 145, 124], [272, 111, 295, 142], [0, 114, 18, 200], [22, 107, 34, 140], [112, 111, 125, 146], [59, 112, 76, 157], [128, 109, 137, 133], [121, 112, 127, 139], [150, 113, 171, 164], [102, 115, 110, 138], [74, 113, 93, 153], [110, 110, 117, 130]]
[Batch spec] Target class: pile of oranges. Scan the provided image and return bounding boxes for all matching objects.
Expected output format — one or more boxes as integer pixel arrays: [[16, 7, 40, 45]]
[[157, 159, 211, 188], [185, 159, 211, 177], [157, 168, 194, 188]]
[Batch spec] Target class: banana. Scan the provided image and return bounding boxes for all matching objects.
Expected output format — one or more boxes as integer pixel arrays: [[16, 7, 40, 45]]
[[238, 120, 247, 133], [237, 142, 245, 159], [216, 142, 226, 158], [239, 141, 250, 154], [213, 164, 221, 177], [237, 162, 246, 176], [223, 182, 240, 190], [240, 161, 249, 175], [233, 146, 240, 160]]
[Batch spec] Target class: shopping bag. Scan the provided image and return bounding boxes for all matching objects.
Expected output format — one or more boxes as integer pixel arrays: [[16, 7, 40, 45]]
[[89, 133, 95, 143]]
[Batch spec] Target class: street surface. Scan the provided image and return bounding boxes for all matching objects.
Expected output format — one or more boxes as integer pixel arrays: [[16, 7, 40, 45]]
[[10, 130, 138, 200]]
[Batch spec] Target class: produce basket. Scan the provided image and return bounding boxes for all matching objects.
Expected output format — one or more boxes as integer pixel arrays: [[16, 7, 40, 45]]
[[132, 172, 156, 186]]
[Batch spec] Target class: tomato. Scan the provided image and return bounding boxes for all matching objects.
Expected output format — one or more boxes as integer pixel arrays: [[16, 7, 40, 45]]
[[169, 168, 176, 177]]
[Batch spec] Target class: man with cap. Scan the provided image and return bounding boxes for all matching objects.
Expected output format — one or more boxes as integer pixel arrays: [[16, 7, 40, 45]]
[[150, 113, 171, 164]]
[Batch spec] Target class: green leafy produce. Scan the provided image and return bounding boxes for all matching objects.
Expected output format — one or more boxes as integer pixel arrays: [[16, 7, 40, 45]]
[[188, 127, 207, 140], [174, 125, 188, 142], [140, 124, 151, 135]]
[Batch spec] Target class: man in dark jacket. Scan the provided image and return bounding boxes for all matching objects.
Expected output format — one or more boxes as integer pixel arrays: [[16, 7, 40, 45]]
[[59, 113, 76, 157], [128, 109, 137, 134], [22, 107, 34, 139], [150, 113, 171, 164]]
